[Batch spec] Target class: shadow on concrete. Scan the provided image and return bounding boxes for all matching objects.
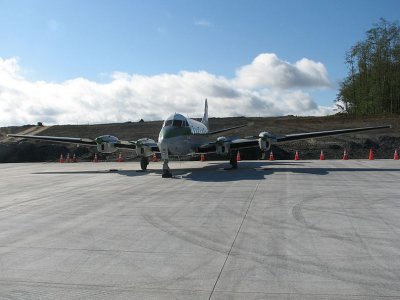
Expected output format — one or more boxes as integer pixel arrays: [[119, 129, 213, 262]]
[[32, 161, 400, 182], [32, 169, 148, 177], [261, 167, 400, 176], [177, 161, 399, 182], [31, 161, 291, 181], [154, 161, 399, 182]]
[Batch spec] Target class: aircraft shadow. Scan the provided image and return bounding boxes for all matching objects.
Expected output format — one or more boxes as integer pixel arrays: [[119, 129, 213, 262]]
[[32, 161, 400, 182], [31, 162, 297, 181], [171, 161, 400, 182], [32, 169, 147, 177]]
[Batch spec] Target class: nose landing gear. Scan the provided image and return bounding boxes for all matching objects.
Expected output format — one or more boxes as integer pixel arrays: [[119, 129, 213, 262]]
[[162, 159, 173, 178], [160, 143, 173, 178]]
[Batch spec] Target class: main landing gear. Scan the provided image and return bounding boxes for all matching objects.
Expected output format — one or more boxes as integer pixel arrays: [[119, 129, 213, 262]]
[[160, 143, 173, 178], [229, 150, 238, 169], [139, 155, 172, 178], [140, 156, 149, 171]]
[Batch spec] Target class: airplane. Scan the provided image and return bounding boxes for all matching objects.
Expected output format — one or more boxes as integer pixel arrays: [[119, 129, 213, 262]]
[[8, 99, 391, 178]]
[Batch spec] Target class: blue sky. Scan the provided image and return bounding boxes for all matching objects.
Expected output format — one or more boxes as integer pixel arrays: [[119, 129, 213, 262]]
[[0, 0, 399, 126]]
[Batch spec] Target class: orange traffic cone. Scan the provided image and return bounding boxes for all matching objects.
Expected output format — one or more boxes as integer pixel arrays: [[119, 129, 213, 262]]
[[200, 154, 206, 162], [59, 154, 65, 163], [117, 153, 124, 162], [269, 151, 275, 161], [72, 154, 77, 163], [93, 153, 99, 163], [319, 150, 325, 160], [294, 150, 300, 160], [236, 151, 241, 161], [151, 153, 158, 162], [343, 149, 349, 160], [394, 149, 399, 160], [368, 149, 374, 160], [66, 153, 71, 163]]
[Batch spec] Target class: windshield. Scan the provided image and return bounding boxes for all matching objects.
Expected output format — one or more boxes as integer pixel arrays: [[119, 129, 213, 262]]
[[164, 114, 189, 127]]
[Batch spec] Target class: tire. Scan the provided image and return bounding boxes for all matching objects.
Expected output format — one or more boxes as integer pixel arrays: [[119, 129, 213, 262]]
[[140, 157, 149, 170]]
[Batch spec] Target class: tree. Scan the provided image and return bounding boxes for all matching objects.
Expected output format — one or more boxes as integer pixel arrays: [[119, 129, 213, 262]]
[[336, 18, 400, 115]]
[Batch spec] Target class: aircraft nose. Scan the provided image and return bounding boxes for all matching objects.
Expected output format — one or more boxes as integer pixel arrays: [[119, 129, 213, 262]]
[[158, 131, 172, 159], [159, 126, 176, 141]]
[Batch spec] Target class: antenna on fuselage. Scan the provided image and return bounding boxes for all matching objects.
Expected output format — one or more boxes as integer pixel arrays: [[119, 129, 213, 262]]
[[201, 98, 209, 129]]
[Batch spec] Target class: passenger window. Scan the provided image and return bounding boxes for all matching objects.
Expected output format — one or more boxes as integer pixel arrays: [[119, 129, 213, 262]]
[[165, 120, 173, 126]]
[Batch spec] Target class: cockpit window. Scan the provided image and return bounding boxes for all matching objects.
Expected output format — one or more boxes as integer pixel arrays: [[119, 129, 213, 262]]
[[173, 120, 183, 127], [164, 114, 189, 127]]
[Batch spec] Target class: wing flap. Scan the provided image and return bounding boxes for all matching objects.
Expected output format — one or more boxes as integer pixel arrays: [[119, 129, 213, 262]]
[[229, 139, 259, 149], [197, 143, 217, 153], [113, 142, 137, 150]]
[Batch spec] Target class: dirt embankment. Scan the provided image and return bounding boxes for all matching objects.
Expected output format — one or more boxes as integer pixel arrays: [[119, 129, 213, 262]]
[[1, 115, 399, 162]]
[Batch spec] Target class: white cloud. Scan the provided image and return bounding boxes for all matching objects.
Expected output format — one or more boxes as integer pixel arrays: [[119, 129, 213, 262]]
[[194, 19, 213, 27], [0, 57, 21, 79], [234, 53, 330, 89], [0, 53, 334, 127]]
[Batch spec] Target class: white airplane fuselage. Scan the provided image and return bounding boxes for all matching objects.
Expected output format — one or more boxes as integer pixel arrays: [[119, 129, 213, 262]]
[[158, 113, 209, 156]]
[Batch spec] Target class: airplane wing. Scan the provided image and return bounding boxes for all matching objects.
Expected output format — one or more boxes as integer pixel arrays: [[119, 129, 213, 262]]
[[197, 125, 391, 154], [240, 124, 392, 145], [274, 125, 392, 142], [7, 134, 137, 150], [8, 134, 97, 145]]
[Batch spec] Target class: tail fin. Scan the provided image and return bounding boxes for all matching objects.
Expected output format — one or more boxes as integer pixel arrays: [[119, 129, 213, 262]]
[[201, 99, 208, 129]]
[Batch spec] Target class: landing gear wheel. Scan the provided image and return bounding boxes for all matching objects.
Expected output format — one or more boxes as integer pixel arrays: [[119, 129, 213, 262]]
[[140, 156, 149, 171], [162, 159, 173, 178], [229, 151, 238, 169], [261, 151, 266, 160]]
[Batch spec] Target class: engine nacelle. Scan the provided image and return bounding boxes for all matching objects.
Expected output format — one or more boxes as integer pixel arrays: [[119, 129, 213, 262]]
[[95, 135, 119, 153], [216, 136, 231, 156], [258, 132, 275, 152], [136, 138, 156, 157]]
